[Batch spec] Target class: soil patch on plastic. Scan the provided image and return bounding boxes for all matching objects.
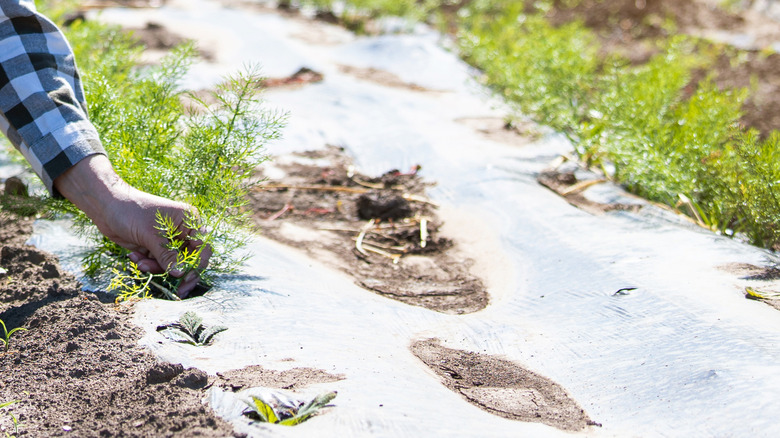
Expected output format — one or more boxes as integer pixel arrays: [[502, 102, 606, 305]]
[[215, 365, 344, 392], [455, 117, 542, 147], [0, 211, 238, 437], [719, 262, 780, 311], [537, 166, 642, 215], [247, 146, 489, 314], [337, 64, 436, 92], [411, 339, 596, 432]]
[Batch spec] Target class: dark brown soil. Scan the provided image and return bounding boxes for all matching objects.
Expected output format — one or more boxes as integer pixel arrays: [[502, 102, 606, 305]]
[[248, 146, 489, 314], [411, 339, 597, 432], [0, 211, 239, 437]]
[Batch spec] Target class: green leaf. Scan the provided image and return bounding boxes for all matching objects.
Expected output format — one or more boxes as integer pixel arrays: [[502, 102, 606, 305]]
[[249, 396, 279, 423], [179, 311, 203, 338], [280, 391, 337, 426], [197, 325, 227, 345], [278, 414, 309, 426], [160, 327, 198, 345], [0, 400, 18, 409]]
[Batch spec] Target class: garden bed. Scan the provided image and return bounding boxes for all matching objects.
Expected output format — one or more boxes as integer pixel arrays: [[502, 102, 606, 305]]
[[0, 210, 235, 436], [0, 210, 341, 436]]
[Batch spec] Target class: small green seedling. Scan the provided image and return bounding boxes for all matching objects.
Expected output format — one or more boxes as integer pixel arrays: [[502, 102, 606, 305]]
[[0, 320, 26, 352], [157, 311, 226, 346], [0, 400, 20, 438], [243, 391, 337, 426]]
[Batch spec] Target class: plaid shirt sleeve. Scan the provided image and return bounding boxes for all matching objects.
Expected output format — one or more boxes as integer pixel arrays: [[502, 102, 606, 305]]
[[0, 1, 106, 196]]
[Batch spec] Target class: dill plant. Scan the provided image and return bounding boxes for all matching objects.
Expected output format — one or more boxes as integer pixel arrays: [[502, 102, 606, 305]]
[[458, 1, 599, 141], [458, 1, 780, 248], [43, 17, 284, 299]]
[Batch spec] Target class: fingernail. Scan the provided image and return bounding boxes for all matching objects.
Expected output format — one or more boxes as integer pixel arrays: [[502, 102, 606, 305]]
[[138, 262, 151, 272], [170, 268, 184, 277], [128, 253, 141, 263]]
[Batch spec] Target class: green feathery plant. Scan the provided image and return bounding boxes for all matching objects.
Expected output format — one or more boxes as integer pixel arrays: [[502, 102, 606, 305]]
[[0, 320, 26, 352], [31, 11, 286, 299], [457, 1, 780, 248], [243, 392, 337, 426]]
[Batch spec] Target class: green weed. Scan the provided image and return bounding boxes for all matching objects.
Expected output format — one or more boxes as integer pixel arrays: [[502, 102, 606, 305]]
[[243, 391, 337, 426], [157, 311, 227, 346], [0, 320, 26, 352]]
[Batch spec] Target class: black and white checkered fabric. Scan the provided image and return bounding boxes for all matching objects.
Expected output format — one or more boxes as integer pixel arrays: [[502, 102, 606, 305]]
[[0, 1, 105, 195]]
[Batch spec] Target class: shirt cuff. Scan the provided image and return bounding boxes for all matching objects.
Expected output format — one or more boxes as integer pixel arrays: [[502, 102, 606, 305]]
[[25, 118, 107, 197]]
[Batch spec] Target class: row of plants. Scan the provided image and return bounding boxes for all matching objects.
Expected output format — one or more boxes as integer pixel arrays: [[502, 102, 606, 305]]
[[458, 0, 780, 248], [287, 0, 780, 249]]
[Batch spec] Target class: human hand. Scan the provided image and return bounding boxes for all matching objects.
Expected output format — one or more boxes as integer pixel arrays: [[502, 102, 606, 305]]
[[54, 155, 211, 297]]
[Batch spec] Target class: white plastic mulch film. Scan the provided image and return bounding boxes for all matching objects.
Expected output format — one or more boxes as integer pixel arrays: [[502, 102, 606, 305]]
[[25, 1, 780, 436]]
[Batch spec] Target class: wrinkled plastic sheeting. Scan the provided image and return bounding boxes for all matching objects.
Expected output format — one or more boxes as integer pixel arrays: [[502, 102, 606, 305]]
[[29, 1, 780, 437]]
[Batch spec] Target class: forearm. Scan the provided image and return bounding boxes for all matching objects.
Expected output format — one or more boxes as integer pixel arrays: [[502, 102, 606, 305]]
[[54, 154, 122, 222]]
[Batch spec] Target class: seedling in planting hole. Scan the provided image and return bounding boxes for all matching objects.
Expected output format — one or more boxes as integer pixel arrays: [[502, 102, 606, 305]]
[[0, 320, 26, 352], [243, 391, 337, 426], [157, 311, 227, 346], [107, 211, 211, 301]]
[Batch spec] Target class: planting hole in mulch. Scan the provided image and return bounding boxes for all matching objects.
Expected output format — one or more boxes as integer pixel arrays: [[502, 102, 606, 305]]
[[248, 146, 489, 314], [410, 339, 597, 432], [0, 208, 347, 436]]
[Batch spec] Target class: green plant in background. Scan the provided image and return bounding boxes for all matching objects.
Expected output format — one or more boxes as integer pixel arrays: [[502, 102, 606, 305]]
[[243, 392, 337, 426], [583, 38, 745, 222], [28, 9, 286, 299], [457, 1, 780, 247], [459, 1, 599, 141], [0, 320, 26, 352], [731, 130, 780, 246], [157, 311, 227, 346]]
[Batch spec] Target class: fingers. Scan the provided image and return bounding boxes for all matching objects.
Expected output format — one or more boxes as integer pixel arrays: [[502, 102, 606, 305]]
[[176, 271, 200, 298], [128, 251, 164, 274]]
